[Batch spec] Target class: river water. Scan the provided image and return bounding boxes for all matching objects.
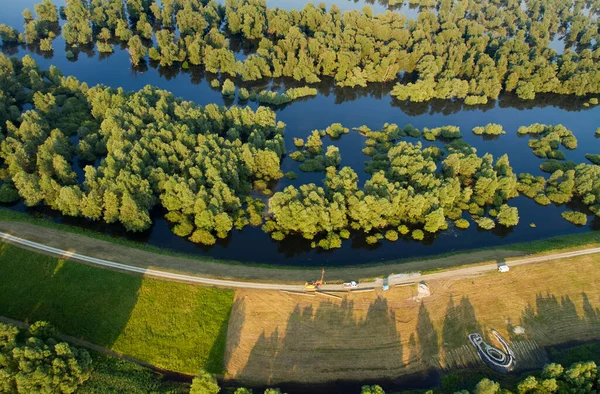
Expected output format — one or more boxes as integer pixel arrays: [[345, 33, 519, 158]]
[[1, 0, 599, 266]]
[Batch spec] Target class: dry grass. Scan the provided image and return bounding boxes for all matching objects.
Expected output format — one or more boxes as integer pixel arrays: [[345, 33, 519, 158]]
[[224, 254, 600, 385]]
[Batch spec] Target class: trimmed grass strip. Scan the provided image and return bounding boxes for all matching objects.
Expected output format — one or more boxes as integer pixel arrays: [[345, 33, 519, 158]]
[[0, 243, 233, 374]]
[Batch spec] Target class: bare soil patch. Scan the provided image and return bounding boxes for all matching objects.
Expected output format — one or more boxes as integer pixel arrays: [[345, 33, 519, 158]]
[[225, 254, 600, 385]]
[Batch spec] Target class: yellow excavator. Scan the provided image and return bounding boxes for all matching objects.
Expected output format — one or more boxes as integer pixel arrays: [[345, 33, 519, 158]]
[[304, 268, 325, 290]]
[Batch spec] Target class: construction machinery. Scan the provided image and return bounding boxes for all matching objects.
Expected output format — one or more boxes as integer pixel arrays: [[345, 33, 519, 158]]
[[305, 268, 325, 290]]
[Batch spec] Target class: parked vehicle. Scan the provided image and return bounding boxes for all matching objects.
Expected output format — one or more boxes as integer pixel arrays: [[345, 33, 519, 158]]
[[498, 264, 510, 273], [343, 281, 358, 288], [382, 278, 389, 291]]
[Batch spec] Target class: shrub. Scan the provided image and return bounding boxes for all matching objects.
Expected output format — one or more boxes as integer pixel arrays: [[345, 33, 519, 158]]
[[385, 230, 399, 241], [534, 194, 551, 205], [189, 230, 216, 245], [465, 95, 488, 105], [238, 87, 249, 100], [422, 125, 462, 141], [497, 204, 519, 227], [284, 171, 297, 180], [28, 320, 56, 339], [475, 217, 495, 230], [148, 47, 159, 60], [398, 225, 409, 235], [411, 229, 424, 240], [270, 231, 285, 241], [325, 123, 349, 139], [404, 124, 421, 137], [561, 211, 587, 226], [293, 138, 304, 148], [221, 79, 235, 96], [454, 218, 470, 229], [0, 183, 20, 203], [299, 157, 325, 172], [584, 154, 600, 165], [289, 151, 305, 162], [540, 160, 577, 173], [285, 86, 317, 100], [190, 371, 220, 394], [97, 41, 113, 53], [39, 38, 53, 51], [472, 123, 505, 136], [366, 235, 379, 244]]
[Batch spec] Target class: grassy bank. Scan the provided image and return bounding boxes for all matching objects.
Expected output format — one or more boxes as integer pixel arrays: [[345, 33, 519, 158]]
[[0, 243, 234, 374], [504, 230, 600, 253], [1, 207, 600, 276], [0, 208, 260, 266]]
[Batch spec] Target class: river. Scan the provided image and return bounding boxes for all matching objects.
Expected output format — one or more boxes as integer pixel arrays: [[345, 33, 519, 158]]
[[1, 0, 599, 266]]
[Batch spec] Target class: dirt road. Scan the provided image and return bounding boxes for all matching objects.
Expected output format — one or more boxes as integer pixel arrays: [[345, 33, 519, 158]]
[[2, 230, 600, 290], [0, 221, 525, 282]]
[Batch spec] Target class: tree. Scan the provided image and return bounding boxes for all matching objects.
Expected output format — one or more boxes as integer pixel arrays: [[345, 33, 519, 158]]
[[35, 0, 59, 23], [475, 217, 495, 230], [222, 79, 236, 96], [0, 321, 92, 394], [127, 35, 147, 66], [190, 371, 220, 394], [62, 0, 93, 45], [361, 385, 385, 394], [561, 211, 587, 225], [497, 204, 519, 227], [424, 208, 447, 233], [474, 378, 501, 394]]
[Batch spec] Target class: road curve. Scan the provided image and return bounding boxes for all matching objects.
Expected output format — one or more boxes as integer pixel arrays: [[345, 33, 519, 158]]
[[1, 231, 600, 291]]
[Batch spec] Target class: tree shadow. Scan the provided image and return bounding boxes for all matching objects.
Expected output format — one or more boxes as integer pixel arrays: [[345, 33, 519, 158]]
[[235, 296, 404, 386], [519, 292, 600, 344], [416, 301, 439, 367], [0, 243, 141, 349], [442, 296, 482, 350]]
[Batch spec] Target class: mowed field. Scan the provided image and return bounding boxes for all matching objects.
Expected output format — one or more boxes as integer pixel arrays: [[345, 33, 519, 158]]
[[224, 254, 600, 385], [0, 244, 234, 375]]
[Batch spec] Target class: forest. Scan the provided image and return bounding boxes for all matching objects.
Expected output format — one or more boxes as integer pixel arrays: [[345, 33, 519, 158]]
[[0, 55, 599, 249], [0, 54, 285, 246], [0, 0, 599, 104]]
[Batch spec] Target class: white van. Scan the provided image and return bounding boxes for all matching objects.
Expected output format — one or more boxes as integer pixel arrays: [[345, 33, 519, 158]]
[[498, 264, 510, 273]]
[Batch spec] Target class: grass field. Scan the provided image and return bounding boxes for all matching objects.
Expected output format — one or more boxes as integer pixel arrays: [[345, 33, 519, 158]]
[[224, 253, 600, 385], [0, 243, 234, 374]]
